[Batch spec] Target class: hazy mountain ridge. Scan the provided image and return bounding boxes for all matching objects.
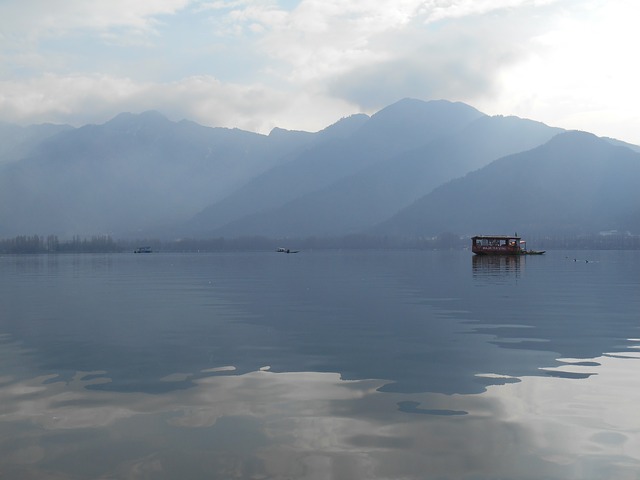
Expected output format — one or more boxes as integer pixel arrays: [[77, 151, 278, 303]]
[[0, 122, 74, 165], [375, 131, 640, 236], [0, 111, 317, 236], [187, 99, 486, 236], [208, 114, 564, 237], [0, 99, 638, 239]]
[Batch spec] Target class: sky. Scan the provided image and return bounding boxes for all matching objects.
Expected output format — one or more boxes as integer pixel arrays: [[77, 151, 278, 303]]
[[1, 0, 639, 144]]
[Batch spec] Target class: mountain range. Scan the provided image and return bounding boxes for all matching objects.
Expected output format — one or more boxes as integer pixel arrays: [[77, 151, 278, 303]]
[[1, 98, 639, 240]]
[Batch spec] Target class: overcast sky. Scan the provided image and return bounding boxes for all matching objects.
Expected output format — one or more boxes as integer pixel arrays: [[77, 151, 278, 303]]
[[1, 0, 638, 143]]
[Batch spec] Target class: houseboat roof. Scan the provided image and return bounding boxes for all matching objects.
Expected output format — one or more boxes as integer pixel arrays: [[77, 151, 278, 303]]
[[472, 235, 521, 240]]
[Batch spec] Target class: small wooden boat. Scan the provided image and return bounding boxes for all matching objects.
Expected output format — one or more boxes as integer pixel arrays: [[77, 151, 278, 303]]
[[471, 235, 544, 256]]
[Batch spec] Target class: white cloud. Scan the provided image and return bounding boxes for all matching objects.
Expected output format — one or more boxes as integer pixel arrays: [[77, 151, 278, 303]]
[[198, 0, 289, 37], [0, 0, 193, 37], [259, 1, 424, 82], [250, 0, 556, 112], [1, 0, 639, 144], [0, 0, 197, 79], [478, 0, 640, 142], [0, 74, 355, 133], [419, 0, 559, 23], [0, 74, 145, 123]]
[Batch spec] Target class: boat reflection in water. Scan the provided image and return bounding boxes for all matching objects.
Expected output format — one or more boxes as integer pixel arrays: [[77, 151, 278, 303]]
[[472, 252, 522, 278]]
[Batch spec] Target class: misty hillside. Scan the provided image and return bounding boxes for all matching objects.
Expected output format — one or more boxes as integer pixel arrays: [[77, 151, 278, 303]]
[[186, 99, 486, 235], [374, 131, 640, 237], [0, 122, 73, 165], [0, 111, 315, 236], [1, 99, 639, 240], [207, 114, 563, 237]]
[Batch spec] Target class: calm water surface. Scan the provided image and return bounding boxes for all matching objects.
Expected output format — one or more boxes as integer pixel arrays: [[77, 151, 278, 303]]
[[0, 250, 639, 479]]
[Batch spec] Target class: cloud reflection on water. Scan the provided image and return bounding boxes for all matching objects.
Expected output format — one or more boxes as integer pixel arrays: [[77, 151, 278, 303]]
[[1, 341, 640, 479], [2, 251, 639, 479]]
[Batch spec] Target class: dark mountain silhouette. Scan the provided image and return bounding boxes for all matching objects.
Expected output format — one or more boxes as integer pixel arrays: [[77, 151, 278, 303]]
[[374, 131, 640, 237], [210, 114, 562, 237]]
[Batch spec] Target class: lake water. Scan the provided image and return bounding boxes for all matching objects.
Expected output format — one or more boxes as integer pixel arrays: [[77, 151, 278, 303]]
[[1, 250, 639, 479]]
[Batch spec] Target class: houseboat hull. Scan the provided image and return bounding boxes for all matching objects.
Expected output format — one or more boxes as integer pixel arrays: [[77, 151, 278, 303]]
[[473, 248, 522, 256], [473, 249, 546, 256]]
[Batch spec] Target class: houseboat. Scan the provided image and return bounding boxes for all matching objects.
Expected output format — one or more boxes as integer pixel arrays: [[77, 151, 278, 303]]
[[471, 235, 544, 255]]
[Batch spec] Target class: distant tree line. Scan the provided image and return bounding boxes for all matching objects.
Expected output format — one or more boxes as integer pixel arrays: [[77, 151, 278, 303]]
[[0, 233, 468, 253], [0, 235, 122, 254], [1, 232, 639, 254], [124, 233, 469, 252], [530, 233, 640, 250], [116, 233, 640, 252]]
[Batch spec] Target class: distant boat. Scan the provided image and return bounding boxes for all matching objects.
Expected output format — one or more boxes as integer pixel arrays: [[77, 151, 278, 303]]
[[276, 247, 299, 254], [471, 235, 545, 256], [134, 246, 152, 253]]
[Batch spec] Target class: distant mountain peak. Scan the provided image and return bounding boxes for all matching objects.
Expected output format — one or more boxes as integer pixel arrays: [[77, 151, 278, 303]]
[[350, 97, 485, 151], [267, 127, 314, 144], [549, 129, 598, 142], [540, 130, 609, 154], [139, 110, 169, 121], [268, 127, 293, 137], [317, 113, 370, 139], [105, 110, 171, 130], [378, 97, 481, 112], [369, 98, 484, 124], [109, 110, 166, 121]]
